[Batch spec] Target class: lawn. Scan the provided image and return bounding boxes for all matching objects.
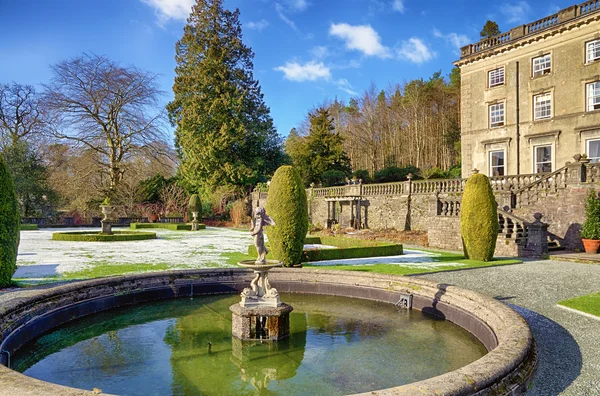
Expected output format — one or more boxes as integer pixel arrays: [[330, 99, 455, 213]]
[[303, 249, 522, 276], [558, 292, 600, 317], [13, 227, 521, 286]]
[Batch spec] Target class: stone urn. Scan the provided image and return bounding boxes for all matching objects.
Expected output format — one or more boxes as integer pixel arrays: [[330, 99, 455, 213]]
[[100, 205, 111, 222], [191, 211, 199, 231], [100, 205, 112, 235]]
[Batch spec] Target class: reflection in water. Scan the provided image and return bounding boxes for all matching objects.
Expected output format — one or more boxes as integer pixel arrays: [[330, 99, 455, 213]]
[[13, 294, 486, 395]]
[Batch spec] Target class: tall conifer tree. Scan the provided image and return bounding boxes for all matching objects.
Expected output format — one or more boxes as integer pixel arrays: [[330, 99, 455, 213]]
[[167, 0, 282, 192]]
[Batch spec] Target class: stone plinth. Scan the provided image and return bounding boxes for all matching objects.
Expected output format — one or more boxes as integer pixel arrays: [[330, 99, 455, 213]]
[[230, 303, 292, 341], [101, 221, 112, 235]]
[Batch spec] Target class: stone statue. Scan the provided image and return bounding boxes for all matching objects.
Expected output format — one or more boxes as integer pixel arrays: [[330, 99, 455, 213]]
[[250, 207, 275, 264]]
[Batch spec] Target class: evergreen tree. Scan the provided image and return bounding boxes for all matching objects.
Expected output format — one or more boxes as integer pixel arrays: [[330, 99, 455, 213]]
[[480, 20, 501, 38], [2, 142, 58, 218], [305, 107, 351, 186], [167, 0, 283, 193]]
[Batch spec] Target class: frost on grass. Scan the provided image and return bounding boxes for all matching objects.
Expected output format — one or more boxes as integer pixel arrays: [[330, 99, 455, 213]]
[[15, 227, 254, 281], [308, 249, 465, 268]]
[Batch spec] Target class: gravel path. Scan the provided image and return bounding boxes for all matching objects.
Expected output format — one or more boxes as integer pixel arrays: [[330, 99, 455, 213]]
[[417, 259, 600, 396]]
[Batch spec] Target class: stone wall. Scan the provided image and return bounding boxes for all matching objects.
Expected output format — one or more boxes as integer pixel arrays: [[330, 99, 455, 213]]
[[252, 164, 600, 255]]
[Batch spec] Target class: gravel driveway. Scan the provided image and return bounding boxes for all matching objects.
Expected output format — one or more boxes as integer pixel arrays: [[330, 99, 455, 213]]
[[417, 259, 600, 395]]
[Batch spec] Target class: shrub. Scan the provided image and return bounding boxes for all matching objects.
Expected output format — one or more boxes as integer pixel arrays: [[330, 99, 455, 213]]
[[581, 189, 600, 240], [52, 230, 157, 242], [460, 173, 498, 261], [351, 169, 371, 183], [187, 194, 202, 221], [374, 165, 420, 183], [230, 199, 249, 227], [265, 166, 309, 266], [321, 169, 347, 187], [0, 155, 20, 287]]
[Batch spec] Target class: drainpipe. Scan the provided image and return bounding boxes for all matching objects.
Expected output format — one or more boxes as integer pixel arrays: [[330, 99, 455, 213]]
[[516, 61, 521, 175]]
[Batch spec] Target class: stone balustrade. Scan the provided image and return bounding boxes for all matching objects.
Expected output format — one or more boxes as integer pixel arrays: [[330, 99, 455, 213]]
[[460, 1, 599, 59], [437, 199, 460, 217]]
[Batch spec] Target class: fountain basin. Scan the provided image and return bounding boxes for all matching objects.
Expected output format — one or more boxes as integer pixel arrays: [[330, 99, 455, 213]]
[[0, 269, 536, 395]]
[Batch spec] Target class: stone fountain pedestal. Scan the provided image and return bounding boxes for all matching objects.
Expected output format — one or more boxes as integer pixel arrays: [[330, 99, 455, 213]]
[[230, 259, 292, 341]]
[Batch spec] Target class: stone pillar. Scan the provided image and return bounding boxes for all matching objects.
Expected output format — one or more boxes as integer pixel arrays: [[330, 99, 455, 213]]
[[558, 5, 577, 22], [230, 303, 293, 341], [525, 213, 549, 258], [101, 221, 112, 235], [566, 157, 587, 184]]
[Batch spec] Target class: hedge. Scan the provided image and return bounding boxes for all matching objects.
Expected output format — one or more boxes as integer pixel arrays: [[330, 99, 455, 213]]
[[0, 155, 20, 287], [460, 173, 498, 261], [187, 194, 202, 222], [52, 231, 157, 242], [20, 224, 38, 231], [130, 223, 204, 231], [265, 166, 309, 266], [248, 236, 403, 263]]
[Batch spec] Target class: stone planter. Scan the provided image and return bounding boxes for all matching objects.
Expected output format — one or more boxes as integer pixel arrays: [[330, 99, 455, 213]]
[[581, 238, 600, 254]]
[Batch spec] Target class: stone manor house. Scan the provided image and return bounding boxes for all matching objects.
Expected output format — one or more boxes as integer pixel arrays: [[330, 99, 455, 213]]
[[456, 2, 600, 177], [253, 1, 600, 257]]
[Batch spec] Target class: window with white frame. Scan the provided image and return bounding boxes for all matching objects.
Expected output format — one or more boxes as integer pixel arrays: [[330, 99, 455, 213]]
[[488, 67, 504, 87], [587, 81, 600, 111], [534, 92, 552, 120], [489, 150, 505, 176], [587, 39, 600, 63], [532, 54, 551, 76], [587, 139, 600, 163], [534, 145, 552, 173], [489, 103, 505, 128]]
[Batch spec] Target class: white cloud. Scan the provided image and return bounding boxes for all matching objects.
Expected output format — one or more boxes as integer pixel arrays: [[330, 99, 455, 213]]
[[433, 29, 470, 50], [336, 79, 358, 96], [396, 37, 435, 63], [392, 0, 405, 13], [274, 61, 331, 82], [275, 3, 298, 31], [329, 23, 391, 58], [246, 19, 269, 31], [501, 1, 532, 24], [140, 0, 193, 23], [286, 0, 308, 11], [310, 46, 329, 59]]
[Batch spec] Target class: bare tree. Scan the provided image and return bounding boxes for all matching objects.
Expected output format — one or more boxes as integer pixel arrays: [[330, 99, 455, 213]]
[[43, 53, 170, 190], [0, 82, 44, 149]]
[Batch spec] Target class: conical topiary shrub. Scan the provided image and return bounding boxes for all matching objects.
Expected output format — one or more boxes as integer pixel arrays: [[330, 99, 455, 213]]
[[187, 194, 202, 221], [460, 172, 498, 261], [0, 155, 21, 287], [265, 166, 309, 266]]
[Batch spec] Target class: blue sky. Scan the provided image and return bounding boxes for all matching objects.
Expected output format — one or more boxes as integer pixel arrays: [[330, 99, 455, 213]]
[[0, 0, 566, 140]]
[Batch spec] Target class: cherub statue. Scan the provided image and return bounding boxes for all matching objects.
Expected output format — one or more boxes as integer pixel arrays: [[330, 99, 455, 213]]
[[250, 207, 275, 264]]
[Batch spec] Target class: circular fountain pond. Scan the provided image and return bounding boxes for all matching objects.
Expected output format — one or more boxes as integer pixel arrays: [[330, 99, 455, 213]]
[[12, 294, 486, 395], [0, 269, 536, 395]]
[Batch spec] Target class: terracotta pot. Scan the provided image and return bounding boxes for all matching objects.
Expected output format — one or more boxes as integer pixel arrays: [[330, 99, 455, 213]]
[[581, 238, 600, 254]]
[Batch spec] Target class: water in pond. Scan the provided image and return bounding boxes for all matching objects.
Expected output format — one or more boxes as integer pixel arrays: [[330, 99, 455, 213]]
[[13, 294, 486, 395]]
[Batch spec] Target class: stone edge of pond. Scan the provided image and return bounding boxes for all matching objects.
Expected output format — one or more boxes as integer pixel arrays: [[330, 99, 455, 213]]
[[0, 269, 536, 396]]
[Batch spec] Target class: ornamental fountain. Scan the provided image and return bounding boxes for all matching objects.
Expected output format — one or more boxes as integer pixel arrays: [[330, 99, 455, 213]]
[[230, 207, 292, 340]]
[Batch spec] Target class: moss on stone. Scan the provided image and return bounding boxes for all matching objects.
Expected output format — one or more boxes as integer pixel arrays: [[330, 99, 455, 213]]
[[0, 155, 20, 287], [265, 166, 308, 266], [460, 173, 498, 261]]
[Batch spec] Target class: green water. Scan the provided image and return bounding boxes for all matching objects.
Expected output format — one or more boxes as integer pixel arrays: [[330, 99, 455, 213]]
[[13, 294, 487, 395]]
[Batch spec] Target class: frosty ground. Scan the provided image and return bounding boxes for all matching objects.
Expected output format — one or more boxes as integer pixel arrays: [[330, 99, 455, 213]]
[[14, 228, 468, 284]]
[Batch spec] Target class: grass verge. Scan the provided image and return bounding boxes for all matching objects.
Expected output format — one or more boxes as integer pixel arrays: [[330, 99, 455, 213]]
[[20, 224, 39, 231], [558, 292, 600, 317]]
